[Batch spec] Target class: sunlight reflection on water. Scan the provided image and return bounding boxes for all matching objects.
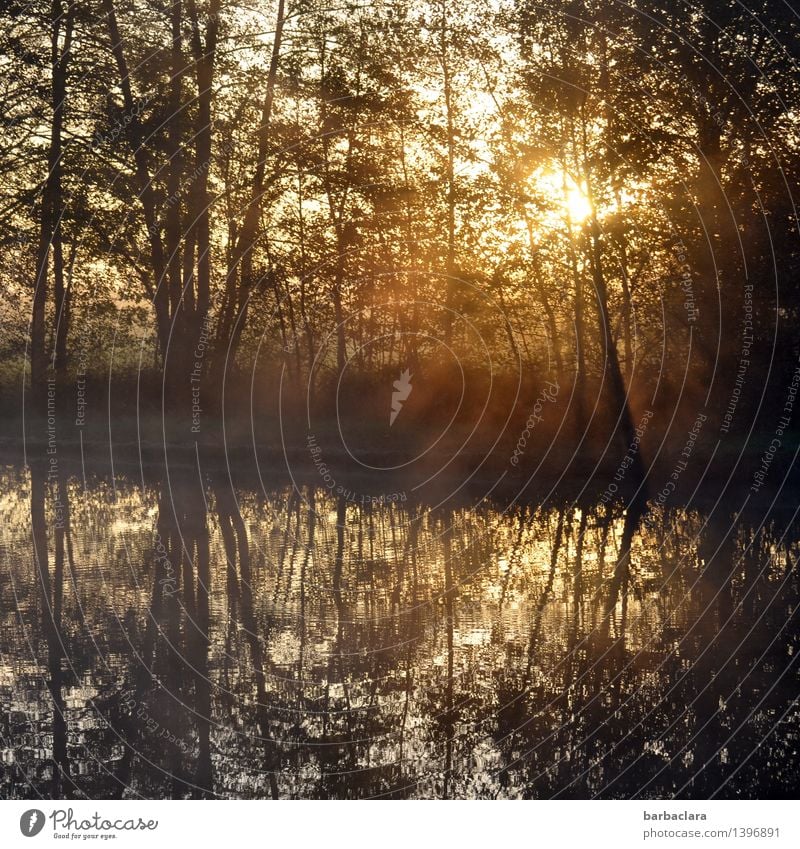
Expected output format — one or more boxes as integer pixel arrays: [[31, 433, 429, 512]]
[[1, 465, 798, 799]]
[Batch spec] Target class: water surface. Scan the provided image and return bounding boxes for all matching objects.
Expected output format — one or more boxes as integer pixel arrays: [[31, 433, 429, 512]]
[[1, 462, 798, 799]]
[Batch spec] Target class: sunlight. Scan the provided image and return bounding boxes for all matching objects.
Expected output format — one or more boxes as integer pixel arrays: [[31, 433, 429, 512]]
[[530, 165, 594, 224], [564, 178, 593, 223]]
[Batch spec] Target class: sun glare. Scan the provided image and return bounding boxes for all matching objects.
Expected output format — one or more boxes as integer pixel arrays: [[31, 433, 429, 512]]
[[530, 166, 594, 225], [564, 180, 593, 222]]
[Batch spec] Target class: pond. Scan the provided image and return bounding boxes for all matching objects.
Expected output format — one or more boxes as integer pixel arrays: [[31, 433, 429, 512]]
[[1, 461, 798, 799]]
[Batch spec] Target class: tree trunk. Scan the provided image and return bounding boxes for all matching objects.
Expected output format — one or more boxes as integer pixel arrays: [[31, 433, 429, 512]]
[[31, 0, 73, 414], [214, 0, 286, 383]]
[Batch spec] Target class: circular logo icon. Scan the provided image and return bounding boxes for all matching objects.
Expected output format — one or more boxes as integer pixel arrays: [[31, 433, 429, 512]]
[[20, 810, 45, 837]]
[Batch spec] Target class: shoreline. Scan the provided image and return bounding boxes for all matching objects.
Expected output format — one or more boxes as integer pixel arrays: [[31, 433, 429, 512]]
[[3, 414, 799, 510]]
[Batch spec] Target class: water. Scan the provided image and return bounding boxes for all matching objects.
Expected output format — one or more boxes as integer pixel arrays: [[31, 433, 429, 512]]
[[1, 461, 798, 799]]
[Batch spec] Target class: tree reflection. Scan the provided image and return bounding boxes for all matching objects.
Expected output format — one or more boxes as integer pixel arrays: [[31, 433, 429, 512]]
[[4, 468, 798, 799], [30, 458, 74, 797]]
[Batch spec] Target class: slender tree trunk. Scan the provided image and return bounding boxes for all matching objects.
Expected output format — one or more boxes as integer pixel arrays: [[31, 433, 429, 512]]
[[53, 240, 76, 377], [103, 0, 171, 353], [215, 0, 286, 380], [187, 0, 219, 333], [31, 0, 73, 413], [587, 207, 646, 486], [440, 0, 457, 347], [564, 212, 587, 431], [578, 102, 646, 487], [165, 1, 186, 342], [525, 219, 563, 380]]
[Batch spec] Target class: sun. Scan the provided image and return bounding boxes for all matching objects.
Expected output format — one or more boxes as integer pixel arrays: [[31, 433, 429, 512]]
[[564, 179, 593, 223], [528, 165, 594, 225]]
